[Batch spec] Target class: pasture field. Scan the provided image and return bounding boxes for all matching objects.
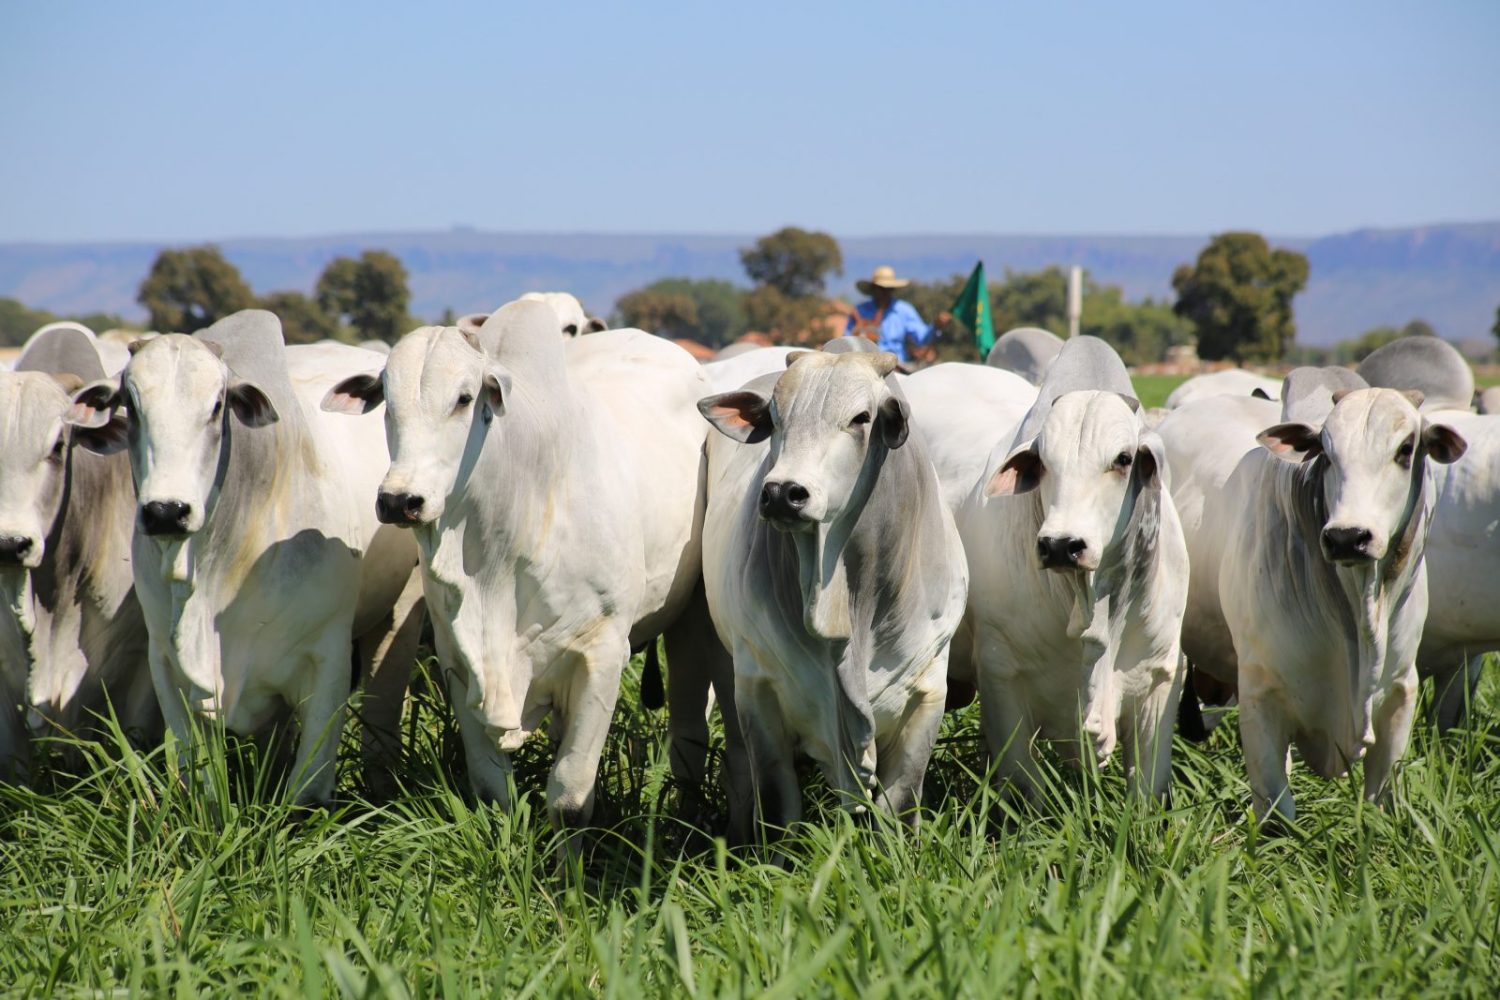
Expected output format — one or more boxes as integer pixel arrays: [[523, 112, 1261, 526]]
[[2, 655, 1497, 998], [1129, 374, 1188, 410]]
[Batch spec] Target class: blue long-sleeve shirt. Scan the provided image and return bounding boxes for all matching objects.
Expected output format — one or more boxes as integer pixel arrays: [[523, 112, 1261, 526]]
[[844, 299, 933, 362]]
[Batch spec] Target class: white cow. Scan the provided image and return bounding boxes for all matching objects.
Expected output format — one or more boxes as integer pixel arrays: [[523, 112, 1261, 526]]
[[461, 293, 607, 340], [908, 339, 1189, 799], [1161, 387, 1465, 820], [699, 350, 967, 836], [984, 327, 1063, 385], [0, 325, 152, 778], [69, 311, 419, 805], [1165, 369, 1282, 409], [322, 301, 716, 828]]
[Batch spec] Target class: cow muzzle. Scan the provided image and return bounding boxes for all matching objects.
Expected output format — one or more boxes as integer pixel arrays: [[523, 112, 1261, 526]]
[[0, 534, 38, 568], [1037, 534, 1090, 571], [376, 490, 427, 526], [758, 479, 813, 528], [1321, 525, 1376, 564], [140, 500, 192, 537]]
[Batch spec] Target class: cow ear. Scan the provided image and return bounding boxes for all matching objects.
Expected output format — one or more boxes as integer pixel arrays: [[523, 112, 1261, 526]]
[[1114, 392, 1141, 413], [986, 445, 1043, 497], [321, 372, 385, 414], [456, 313, 488, 336], [1258, 422, 1322, 462], [1422, 423, 1467, 464], [68, 379, 121, 429], [228, 379, 279, 427], [878, 392, 909, 449], [483, 365, 511, 413], [1251, 387, 1272, 400], [698, 390, 772, 444], [1134, 433, 1168, 490]]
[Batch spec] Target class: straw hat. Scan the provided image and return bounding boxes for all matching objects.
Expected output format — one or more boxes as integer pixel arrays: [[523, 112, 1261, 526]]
[[856, 265, 911, 295]]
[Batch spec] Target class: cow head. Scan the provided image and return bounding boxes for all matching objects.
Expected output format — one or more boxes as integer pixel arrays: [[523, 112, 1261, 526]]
[[0, 373, 95, 569], [69, 335, 278, 538], [321, 324, 509, 526], [1258, 387, 1466, 565], [985, 391, 1160, 573], [700, 350, 908, 532], [518, 292, 607, 337]]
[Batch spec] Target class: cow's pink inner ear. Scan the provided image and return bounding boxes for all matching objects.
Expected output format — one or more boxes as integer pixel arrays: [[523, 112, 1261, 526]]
[[986, 452, 1042, 497], [705, 405, 755, 431]]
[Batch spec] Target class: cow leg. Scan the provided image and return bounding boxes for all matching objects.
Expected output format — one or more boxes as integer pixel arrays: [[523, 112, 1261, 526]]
[[1123, 658, 1184, 801], [1238, 666, 1295, 824], [661, 584, 718, 821], [120, 664, 164, 748], [149, 637, 196, 782], [356, 573, 425, 796], [874, 666, 947, 825], [441, 667, 514, 809], [978, 668, 1040, 800], [546, 632, 629, 830], [286, 631, 352, 807], [713, 651, 754, 846], [1364, 670, 1417, 805], [736, 675, 801, 839], [0, 690, 29, 783], [1428, 656, 1482, 733]]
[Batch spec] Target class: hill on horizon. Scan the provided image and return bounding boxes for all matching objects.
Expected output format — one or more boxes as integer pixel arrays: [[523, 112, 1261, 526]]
[[2, 223, 1497, 345]]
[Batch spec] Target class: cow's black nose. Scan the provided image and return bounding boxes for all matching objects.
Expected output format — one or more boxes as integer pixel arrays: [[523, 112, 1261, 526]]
[[377, 491, 425, 525], [759, 480, 808, 522], [0, 535, 34, 564], [1037, 535, 1087, 569], [1322, 526, 1374, 562], [140, 500, 191, 536]]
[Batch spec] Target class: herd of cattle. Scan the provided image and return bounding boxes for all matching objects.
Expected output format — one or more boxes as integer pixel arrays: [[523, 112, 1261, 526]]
[[1, 294, 1496, 838]]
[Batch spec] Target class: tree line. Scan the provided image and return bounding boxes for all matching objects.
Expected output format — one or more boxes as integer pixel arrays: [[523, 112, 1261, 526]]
[[3, 231, 1493, 362]]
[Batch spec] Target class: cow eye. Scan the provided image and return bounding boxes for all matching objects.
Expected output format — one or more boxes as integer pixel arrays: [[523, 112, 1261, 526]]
[[50, 436, 66, 459], [210, 398, 223, 419], [456, 392, 474, 408], [563, 324, 579, 336], [851, 411, 872, 427], [1395, 439, 1415, 465], [1114, 450, 1134, 469]]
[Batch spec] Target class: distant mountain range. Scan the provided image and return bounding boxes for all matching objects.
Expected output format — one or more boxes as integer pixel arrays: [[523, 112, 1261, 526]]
[[2, 223, 1497, 345]]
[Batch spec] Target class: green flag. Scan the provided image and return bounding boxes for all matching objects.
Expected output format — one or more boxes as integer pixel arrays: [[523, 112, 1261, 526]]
[[949, 261, 995, 356]]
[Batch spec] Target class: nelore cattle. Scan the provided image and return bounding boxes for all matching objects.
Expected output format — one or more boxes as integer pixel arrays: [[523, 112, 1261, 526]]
[[0, 325, 152, 777], [323, 300, 719, 829], [699, 349, 967, 838], [1159, 379, 1465, 821], [69, 311, 420, 805], [908, 337, 1189, 799]]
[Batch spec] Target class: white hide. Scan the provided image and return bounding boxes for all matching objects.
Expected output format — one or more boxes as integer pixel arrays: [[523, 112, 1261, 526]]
[[1165, 369, 1282, 409], [908, 362, 1189, 799], [700, 351, 968, 836], [70, 314, 416, 805], [1173, 388, 1464, 821], [323, 302, 712, 827]]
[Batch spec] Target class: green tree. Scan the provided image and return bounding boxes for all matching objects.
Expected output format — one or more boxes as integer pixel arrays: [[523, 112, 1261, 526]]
[[137, 245, 256, 333], [739, 227, 843, 298], [316, 250, 413, 342], [640, 278, 747, 347], [0, 297, 134, 347], [1171, 232, 1309, 362], [742, 286, 831, 343], [259, 291, 340, 345], [615, 289, 700, 338]]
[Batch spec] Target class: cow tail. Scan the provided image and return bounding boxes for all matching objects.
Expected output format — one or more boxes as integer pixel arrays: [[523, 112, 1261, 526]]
[[640, 639, 665, 710]]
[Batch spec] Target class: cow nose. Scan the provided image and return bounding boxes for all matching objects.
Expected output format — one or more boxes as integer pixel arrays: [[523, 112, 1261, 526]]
[[759, 480, 809, 522], [1037, 535, 1087, 569], [140, 500, 191, 536], [0, 535, 34, 565], [1322, 526, 1375, 562], [376, 491, 425, 525]]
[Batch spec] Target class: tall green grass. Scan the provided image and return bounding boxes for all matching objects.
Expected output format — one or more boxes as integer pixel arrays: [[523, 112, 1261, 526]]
[[2, 658, 1496, 997]]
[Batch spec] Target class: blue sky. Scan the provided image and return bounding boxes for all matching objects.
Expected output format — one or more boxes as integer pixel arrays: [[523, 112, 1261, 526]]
[[2, 1, 1496, 242]]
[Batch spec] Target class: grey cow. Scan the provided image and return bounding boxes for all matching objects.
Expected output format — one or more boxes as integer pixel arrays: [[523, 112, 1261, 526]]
[[0, 325, 153, 778], [699, 350, 968, 839]]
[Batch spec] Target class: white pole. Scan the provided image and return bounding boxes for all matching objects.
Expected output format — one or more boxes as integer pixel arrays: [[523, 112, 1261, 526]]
[[1067, 266, 1083, 339]]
